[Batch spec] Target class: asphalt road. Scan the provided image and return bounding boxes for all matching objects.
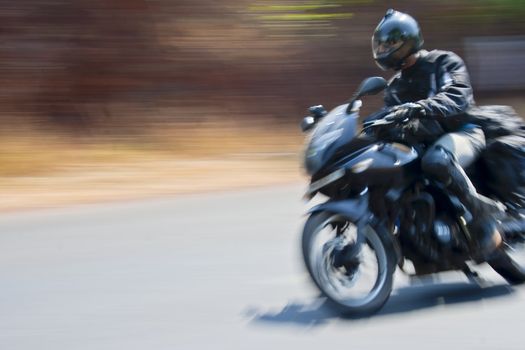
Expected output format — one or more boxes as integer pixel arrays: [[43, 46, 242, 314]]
[[1, 184, 524, 350]]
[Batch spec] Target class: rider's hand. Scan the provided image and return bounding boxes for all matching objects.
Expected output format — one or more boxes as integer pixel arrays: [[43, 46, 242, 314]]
[[389, 103, 426, 121]]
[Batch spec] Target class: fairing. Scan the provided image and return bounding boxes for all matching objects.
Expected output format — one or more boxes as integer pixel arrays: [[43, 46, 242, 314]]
[[304, 104, 358, 175]]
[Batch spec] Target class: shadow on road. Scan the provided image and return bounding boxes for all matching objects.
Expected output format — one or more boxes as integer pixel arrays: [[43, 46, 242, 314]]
[[248, 281, 515, 327]]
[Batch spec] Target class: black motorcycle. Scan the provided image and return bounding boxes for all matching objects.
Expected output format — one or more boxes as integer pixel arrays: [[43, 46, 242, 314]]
[[300, 77, 525, 316]]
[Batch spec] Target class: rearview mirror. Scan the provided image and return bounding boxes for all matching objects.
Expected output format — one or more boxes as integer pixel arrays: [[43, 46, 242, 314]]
[[355, 76, 387, 98], [345, 77, 387, 114]]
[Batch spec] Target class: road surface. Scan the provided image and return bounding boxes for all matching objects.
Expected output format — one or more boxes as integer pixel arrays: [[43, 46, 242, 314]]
[[0, 184, 523, 349]]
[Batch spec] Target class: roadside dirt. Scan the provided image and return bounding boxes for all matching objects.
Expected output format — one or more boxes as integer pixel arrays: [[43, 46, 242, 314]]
[[0, 156, 304, 212], [0, 126, 305, 212]]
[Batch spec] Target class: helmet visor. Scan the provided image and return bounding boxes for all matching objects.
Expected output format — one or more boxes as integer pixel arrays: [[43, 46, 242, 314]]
[[372, 36, 403, 58]]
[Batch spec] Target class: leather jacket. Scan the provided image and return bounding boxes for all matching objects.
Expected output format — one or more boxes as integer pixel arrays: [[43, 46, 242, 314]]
[[384, 49, 475, 133]]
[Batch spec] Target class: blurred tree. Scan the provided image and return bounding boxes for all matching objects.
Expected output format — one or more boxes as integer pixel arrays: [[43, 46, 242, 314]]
[[0, 0, 166, 129], [0, 0, 523, 131]]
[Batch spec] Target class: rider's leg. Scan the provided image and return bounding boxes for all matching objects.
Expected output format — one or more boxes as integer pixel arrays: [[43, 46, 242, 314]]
[[421, 126, 502, 257]]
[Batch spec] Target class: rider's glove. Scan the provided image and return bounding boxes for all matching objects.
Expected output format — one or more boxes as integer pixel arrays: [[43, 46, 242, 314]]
[[391, 102, 426, 120]]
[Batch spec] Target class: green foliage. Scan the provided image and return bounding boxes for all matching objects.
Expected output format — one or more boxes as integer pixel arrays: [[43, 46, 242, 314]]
[[260, 12, 354, 21], [249, 0, 371, 22], [451, 0, 525, 22]]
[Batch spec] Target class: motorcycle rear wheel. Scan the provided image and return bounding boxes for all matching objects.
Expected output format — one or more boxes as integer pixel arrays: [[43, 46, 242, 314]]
[[302, 211, 395, 316]]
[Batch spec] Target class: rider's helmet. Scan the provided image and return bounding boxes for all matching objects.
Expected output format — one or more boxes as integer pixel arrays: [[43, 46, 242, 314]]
[[372, 9, 424, 71]]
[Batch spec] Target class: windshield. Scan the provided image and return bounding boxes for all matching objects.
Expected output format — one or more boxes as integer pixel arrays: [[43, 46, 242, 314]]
[[305, 103, 358, 175], [310, 104, 349, 142]]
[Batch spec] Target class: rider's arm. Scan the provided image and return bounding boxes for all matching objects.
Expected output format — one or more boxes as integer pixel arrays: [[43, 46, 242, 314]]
[[383, 73, 402, 108], [417, 52, 474, 119]]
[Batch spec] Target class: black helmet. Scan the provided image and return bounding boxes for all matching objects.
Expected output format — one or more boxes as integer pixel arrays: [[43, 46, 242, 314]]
[[372, 9, 424, 71]]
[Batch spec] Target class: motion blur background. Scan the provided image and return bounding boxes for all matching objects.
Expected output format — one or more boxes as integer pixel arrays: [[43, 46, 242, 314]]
[[1, 0, 524, 209]]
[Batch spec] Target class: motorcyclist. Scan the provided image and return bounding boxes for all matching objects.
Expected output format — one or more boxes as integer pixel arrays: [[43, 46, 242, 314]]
[[371, 9, 503, 258]]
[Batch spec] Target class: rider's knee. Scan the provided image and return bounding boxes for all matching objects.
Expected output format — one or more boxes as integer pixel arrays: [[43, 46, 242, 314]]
[[421, 146, 455, 184]]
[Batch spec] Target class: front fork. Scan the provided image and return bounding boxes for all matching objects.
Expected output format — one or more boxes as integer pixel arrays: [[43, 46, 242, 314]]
[[308, 191, 402, 268], [331, 222, 367, 269]]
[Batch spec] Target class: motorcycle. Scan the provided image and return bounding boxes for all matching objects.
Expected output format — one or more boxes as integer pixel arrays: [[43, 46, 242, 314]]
[[300, 76, 525, 316]]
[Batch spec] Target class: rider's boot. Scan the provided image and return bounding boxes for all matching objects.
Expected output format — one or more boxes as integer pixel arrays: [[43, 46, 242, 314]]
[[461, 193, 503, 258], [422, 146, 503, 259], [444, 158, 503, 259]]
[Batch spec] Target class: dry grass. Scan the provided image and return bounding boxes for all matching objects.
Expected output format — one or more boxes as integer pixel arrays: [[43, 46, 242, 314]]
[[0, 124, 306, 211]]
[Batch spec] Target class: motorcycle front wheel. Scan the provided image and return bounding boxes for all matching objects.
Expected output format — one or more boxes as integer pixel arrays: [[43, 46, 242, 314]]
[[302, 211, 395, 316]]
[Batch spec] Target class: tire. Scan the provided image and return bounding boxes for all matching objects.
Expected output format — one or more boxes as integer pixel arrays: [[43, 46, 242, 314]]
[[488, 242, 525, 285], [301, 211, 396, 316]]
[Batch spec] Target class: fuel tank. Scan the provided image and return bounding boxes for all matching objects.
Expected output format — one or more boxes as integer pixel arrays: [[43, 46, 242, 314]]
[[335, 142, 419, 188]]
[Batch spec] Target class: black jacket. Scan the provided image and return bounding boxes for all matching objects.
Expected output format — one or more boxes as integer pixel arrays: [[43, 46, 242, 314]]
[[384, 49, 474, 133]]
